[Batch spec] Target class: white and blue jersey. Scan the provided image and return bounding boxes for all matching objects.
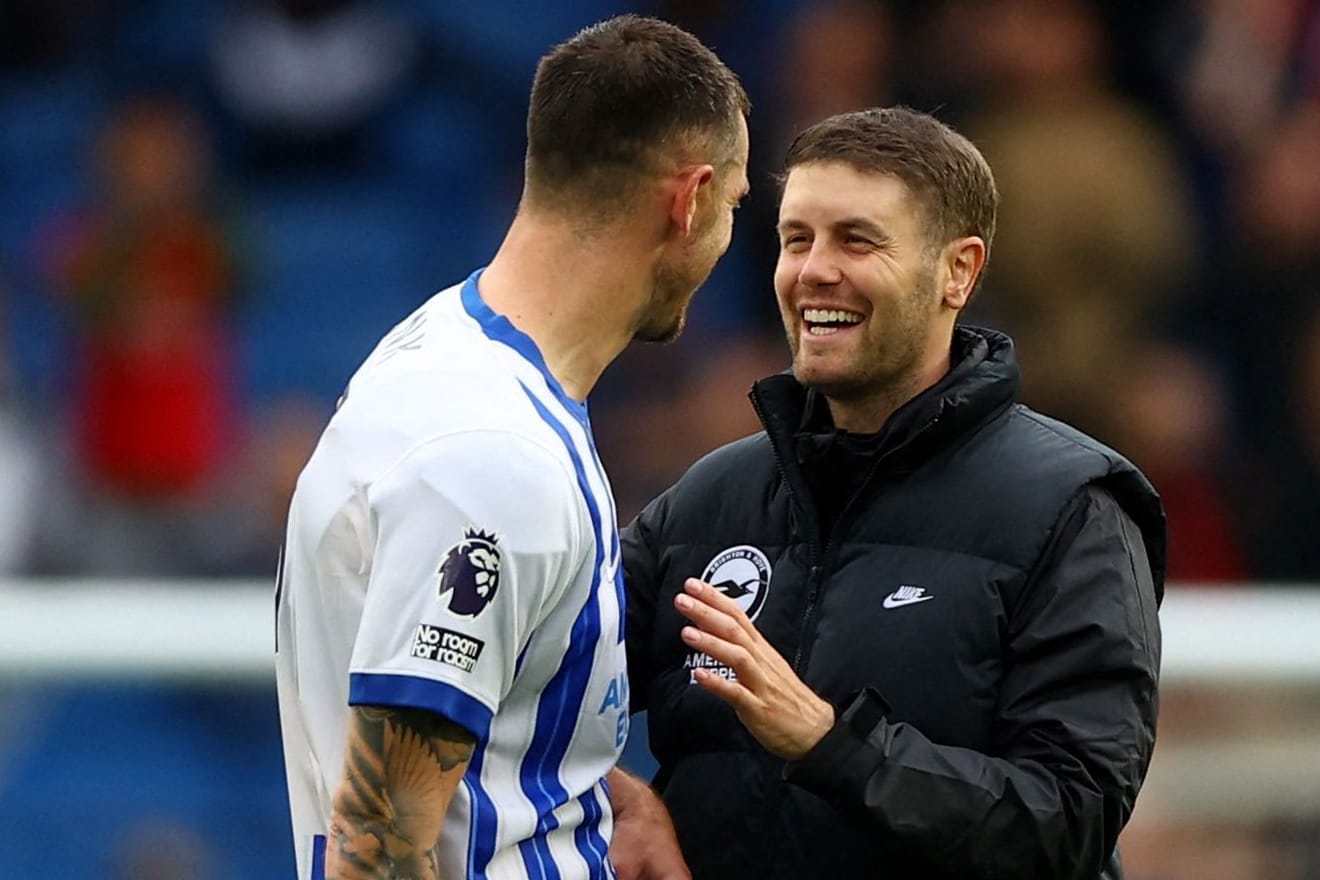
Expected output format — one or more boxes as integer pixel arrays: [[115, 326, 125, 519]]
[[275, 270, 628, 880]]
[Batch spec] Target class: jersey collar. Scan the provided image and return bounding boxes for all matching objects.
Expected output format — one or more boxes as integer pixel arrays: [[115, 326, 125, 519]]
[[460, 268, 589, 423]]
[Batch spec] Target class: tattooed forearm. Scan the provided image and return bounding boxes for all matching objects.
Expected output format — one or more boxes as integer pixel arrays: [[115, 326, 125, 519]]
[[326, 705, 477, 879]]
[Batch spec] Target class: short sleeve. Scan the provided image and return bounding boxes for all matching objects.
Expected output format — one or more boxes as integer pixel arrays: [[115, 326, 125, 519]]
[[348, 429, 586, 741]]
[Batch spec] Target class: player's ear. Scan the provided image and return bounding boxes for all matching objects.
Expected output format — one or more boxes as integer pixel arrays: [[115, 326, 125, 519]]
[[670, 164, 715, 238], [941, 235, 986, 311]]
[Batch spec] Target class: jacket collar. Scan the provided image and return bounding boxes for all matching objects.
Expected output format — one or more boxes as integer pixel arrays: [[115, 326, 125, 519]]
[[750, 325, 1021, 474]]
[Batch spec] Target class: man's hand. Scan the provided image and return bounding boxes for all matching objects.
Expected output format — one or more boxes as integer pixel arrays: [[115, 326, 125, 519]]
[[675, 578, 834, 760], [607, 767, 691, 880]]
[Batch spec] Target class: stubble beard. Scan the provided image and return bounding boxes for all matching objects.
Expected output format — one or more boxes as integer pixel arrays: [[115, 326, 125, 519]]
[[789, 263, 940, 405], [633, 306, 687, 344], [634, 260, 697, 344]]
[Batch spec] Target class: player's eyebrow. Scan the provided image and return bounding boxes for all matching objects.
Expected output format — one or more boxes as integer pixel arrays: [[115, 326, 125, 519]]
[[834, 217, 893, 243]]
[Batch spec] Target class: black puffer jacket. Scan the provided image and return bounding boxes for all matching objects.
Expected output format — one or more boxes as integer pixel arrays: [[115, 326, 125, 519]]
[[622, 327, 1164, 880]]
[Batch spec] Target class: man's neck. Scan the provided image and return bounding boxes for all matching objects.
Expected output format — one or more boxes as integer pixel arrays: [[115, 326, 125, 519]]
[[826, 387, 915, 435], [825, 347, 953, 434], [478, 213, 656, 402]]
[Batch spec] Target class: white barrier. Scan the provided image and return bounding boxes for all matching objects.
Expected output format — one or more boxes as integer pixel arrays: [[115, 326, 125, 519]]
[[0, 580, 1318, 825], [0, 579, 276, 681], [0, 581, 1317, 684]]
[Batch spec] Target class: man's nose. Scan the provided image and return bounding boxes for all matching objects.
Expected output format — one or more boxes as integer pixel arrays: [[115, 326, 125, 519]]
[[798, 242, 842, 287]]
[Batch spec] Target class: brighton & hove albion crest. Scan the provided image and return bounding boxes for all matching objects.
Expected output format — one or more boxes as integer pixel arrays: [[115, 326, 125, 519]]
[[701, 545, 772, 621], [437, 527, 501, 618]]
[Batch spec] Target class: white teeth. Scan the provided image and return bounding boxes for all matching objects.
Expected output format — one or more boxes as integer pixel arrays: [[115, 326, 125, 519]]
[[803, 308, 863, 325], [808, 326, 840, 336]]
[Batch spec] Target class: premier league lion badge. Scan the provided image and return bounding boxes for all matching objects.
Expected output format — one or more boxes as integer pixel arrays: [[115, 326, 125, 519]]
[[437, 527, 502, 618]]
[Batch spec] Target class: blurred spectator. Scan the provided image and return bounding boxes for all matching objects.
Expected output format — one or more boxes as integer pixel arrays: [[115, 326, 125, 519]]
[[1177, 0, 1317, 161], [961, 0, 1196, 438], [1243, 301, 1320, 581], [777, 0, 895, 137], [220, 394, 327, 575], [207, 0, 420, 174], [1152, 0, 1320, 251], [1200, 101, 1320, 580], [1106, 342, 1249, 584], [39, 95, 247, 574], [1211, 101, 1320, 438]]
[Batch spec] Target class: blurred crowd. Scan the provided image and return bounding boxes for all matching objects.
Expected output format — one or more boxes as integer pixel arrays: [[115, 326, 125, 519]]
[[0, 0, 1318, 584]]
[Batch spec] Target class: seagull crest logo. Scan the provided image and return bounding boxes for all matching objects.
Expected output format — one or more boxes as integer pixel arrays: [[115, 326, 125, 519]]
[[700, 545, 772, 621]]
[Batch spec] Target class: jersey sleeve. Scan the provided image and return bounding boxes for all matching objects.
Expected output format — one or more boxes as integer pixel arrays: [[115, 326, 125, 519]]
[[348, 429, 586, 742]]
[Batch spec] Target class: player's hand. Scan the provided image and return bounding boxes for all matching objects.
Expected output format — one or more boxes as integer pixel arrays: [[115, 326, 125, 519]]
[[675, 577, 834, 760], [607, 767, 691, 880]]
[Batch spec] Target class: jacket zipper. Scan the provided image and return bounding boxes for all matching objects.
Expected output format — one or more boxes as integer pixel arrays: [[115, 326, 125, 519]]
[[769, 405, 945, 675], [749, 389, 828, 674]]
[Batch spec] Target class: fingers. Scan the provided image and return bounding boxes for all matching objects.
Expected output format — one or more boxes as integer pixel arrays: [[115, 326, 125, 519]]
[[675, 598, 743, 647], [676, 585, 762, 669], [672, 579, 836, 761], [679, 620, 752, 674], [690, 664, 752, 709], [675, 578, 759, 641], [677, 580, 767, 694], [682, 577, 751, 620]]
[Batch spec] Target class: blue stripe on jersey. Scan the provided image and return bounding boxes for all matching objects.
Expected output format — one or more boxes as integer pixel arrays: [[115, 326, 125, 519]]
[[514, 638, 533, 678], [575, 786, 612, 880], [517, 384, 613, 880], [349, 672, 494, 741], [463, 742, 500, 880], [584, 435, 627, 644], [311, 834, 326, 880], [610, 532, 625, 644], [459, 269, 588, 424]]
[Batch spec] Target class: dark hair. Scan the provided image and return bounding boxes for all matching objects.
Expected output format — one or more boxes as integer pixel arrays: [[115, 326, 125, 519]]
[[525, 15, 749, 218], [784, 107, 997, 256]]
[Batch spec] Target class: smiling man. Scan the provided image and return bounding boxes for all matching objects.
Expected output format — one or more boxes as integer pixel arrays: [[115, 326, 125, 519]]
[[775, 160, 982, 433], [616, 107, 1166, 880]]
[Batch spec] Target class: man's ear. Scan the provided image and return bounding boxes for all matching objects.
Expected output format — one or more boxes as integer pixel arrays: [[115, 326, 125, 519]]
[[670, 164, 715, 238], [941, 236, 987, 310]]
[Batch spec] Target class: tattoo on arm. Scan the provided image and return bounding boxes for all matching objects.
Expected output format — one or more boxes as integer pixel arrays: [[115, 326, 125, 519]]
[[326, 705, 477, 879]]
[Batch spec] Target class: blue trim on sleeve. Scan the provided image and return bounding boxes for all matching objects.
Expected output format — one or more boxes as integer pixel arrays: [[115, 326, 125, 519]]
[[460, 268, 588, 423], [349, 672, 494, 742], [311, 834, 326, 880]]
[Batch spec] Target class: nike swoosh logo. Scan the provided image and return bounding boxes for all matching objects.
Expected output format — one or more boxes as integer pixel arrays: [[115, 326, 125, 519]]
[[882, 594, 935, 609]]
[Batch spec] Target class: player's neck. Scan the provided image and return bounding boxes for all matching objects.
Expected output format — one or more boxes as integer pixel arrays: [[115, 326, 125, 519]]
[[480, 215, 652, 402]]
